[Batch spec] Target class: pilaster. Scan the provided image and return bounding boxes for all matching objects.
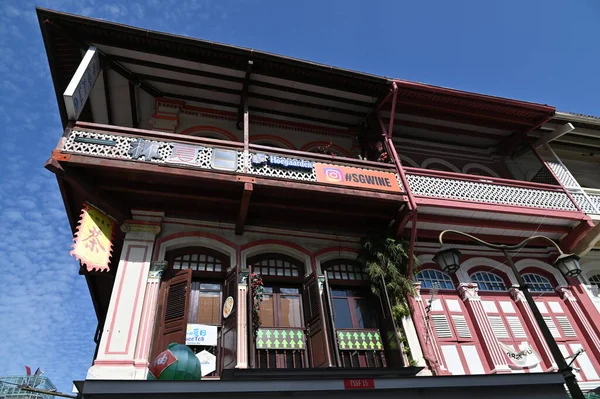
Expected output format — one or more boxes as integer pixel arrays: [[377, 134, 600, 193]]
[[87, 211, 164, 380], [557, 286, 600, 362], [508, 286, 557, 371], [409, 282, 448, 375], [236, 271, 249, 369], [458, 283, 511, 373]]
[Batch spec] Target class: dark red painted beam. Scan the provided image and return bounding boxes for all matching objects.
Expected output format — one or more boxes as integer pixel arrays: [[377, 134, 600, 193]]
[[236, 183, 253, 235]]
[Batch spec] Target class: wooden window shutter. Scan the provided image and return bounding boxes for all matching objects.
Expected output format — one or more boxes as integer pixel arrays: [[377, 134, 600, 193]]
[[150, 268, 192, 360], [451, 315, 471, 339], [506, 316, 527, 339], [555, 316, 576, 338], [431, 314, 453, 338], [221, 267, 238, 369], [302, 272, 331, 368], [488, 316, 510, 339], [543, 316, 561, 338], [375, 280, 404, 367]]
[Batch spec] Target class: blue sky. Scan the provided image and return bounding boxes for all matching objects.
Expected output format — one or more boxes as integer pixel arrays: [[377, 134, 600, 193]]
[[0, 0, 599, 393]]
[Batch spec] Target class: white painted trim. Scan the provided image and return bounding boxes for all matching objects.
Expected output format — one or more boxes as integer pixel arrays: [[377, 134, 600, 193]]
[[513, 259, 568, 286], [240, 243, 312, 275], [458, 257, 518, 286], [155, 236, 237, 271], [421, 158, 461, 173], [314, 250, 357, 275], [462, 163, 501, 178]]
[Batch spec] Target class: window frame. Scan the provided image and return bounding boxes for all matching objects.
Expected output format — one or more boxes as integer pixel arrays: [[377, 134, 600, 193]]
[[330, 288, 377, 330], [248, 253, 305, 284], [417, 269, 456, 291], [588, 274, 600, 287], [470, 271, 508, 292], [259, 285, 305, 329], [168, 246, 229, 279], [522, 273, 554, 293]]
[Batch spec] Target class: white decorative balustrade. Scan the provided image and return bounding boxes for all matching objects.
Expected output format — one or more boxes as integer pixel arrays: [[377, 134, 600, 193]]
[[572, 191, 600, 215], [405, 169, 578, 211]]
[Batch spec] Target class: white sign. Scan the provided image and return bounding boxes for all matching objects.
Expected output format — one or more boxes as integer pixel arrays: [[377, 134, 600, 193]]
[[223, 296, 234, 319], [63, 46, 101, 120], [196, 350, 216, 377], [186, 324, 218, 346], [498, 342, 541, 369]]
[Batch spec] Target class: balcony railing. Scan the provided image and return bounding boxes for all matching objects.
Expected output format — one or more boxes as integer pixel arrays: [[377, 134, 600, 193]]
[[404, 167, 578, 212], [255, 328, 307, 369], [59, 122, 586, 213], [572, 189, 600, 215], [335, 328, 386, 368], [61, 122, 403, 195]]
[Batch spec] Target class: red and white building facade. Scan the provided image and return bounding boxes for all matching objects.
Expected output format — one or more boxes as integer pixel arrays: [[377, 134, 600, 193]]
[[38, 8, 600, 399]]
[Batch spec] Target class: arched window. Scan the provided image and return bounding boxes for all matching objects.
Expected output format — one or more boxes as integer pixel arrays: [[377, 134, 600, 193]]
[[325, 260, 366, 281], [249, 253, 303, 278], [172, 250, 225, 272], [589, 274, 600, 287], [522, 273, 554, 293], [248, 253, 306, 369], [417, 269, 455, 290], [471, 271, 507, 291]]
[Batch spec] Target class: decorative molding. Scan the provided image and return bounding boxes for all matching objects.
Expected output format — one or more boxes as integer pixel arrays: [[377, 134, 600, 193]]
[[239, 270, 250, 285], [149, 261, 168, 279], [508, 286, 526, 303], [413, 281, 422, 300], [121, 220, 162, 235], [458, 283, 479, 301], [556, 285, 577, 302]]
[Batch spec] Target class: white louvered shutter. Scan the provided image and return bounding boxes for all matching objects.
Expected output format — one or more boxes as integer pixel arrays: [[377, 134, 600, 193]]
[[556, 316, 576, 337], [488, 316, 510, 339], [431, 314, 453, 338], [543, 316, 561, 338], [506, 316, 527, 339], [451, 315, 472, 339]]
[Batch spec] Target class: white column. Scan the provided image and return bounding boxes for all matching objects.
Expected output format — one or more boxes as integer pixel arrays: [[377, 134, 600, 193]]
[[236, 271, 249, 369], [132, 260, 167, 379], [87, 211, 163, 380]]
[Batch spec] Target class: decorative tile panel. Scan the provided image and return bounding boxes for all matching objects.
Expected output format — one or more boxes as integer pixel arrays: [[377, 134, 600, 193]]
[[255, 328, 306, 350], [336, 329, 383, 351], [406, 174, 577, 211]]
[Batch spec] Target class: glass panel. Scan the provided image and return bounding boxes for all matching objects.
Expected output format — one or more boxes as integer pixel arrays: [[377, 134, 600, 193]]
[[332, 289, 348, 297], [215, 264, 222, 272], [191, 254, 198, 261], [333, 298, 353, 329], [284, 269, 291, 276], [259, 295, 275, 327], [199, 283, 221, 291], [280, 296, 302, 328], [197, 292, 221, 325], [263, 286, 274, 294], [200, 254, 206, 262], [277, 268, 284, 276], [280, 288, 300, 294], [173, 262, 181, 269], [292, 269, 298, 277], [355, 298, 377, 328]]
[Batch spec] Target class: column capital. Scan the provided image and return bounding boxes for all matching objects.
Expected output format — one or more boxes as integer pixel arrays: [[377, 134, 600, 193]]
[[121, 220, 162, 236], [556, 285, 577, 302], [149, 261, 168, 279], [413, 281, 422, 300], [509, 285, 526, 303], [458, 283, 479, 301]]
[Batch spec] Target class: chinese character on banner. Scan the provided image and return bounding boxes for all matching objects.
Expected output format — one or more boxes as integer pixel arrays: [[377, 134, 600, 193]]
[[70, 203, 115, 272]]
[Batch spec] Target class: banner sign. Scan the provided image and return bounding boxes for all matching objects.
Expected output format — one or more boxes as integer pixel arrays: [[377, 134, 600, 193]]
[[196, 350, 217, 377], [498, 342, 541, 369], [63, 46, 101, 120], [70, 203, 115, 272], [186, 324, 218, 346], [315, 163, 401, 193], [251, 153, 313, 170]]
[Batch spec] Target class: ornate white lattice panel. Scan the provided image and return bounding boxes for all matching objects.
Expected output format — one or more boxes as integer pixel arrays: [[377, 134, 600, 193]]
[[572, 193, 600, 215], [406, 174, 577, 211], [62, 130, 214, 168], [546, 161, 580, 189]]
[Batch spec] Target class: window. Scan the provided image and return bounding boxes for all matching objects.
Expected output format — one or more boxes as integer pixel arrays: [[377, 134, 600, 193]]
[[331, 289, 376, 329], [325, 261, 366, 281], [471, 271, 507, 291], [589, 274, 600, 287], [250, 253, 302, 277], [259, 286, 303, 328], [188, 282, 222, 325], [172, 251, 224, 272], [417, 269, 455, 290], [522, 274, 554, 293]]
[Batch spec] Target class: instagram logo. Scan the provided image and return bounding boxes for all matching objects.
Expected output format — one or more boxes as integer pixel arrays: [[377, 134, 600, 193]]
[[323, 167, 343, 182]]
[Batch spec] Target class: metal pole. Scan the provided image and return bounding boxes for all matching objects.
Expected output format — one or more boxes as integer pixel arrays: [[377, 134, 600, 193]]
[[502, 249, 585, 399]]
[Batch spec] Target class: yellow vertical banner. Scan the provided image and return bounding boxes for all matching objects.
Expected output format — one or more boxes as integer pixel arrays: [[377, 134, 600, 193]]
[[70, 202, 115, 272]]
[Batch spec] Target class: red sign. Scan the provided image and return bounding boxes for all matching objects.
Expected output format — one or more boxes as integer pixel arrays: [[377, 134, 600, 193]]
[[148, 349, 178, 379], [315, 163, 401, 193], [344, 379, 375, 389]]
